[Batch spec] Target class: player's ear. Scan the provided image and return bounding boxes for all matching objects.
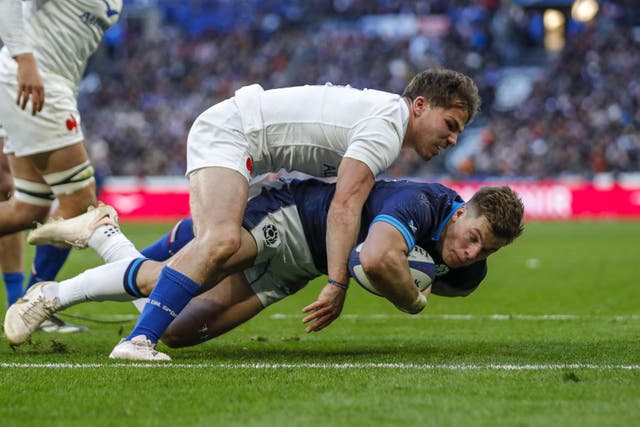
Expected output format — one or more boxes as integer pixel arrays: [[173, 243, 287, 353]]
[[413, 96, 428, 115], [451, 205, 467, 221]]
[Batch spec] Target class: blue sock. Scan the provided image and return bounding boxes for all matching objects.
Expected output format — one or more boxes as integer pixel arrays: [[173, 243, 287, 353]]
[[27, 245, 71, 288], [4, 272, 25, 306], [126, 266, 201, 344], [140, 218, 194, 261]]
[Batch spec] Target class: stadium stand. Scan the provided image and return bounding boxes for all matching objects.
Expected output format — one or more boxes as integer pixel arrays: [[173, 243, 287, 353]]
[[77, 0, 638, 179]]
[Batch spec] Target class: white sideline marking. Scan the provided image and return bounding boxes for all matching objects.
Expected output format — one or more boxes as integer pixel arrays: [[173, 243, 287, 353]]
[[66, 313, 640, 323], [270, 313, 640, 321], [1, 362, 639, 370]]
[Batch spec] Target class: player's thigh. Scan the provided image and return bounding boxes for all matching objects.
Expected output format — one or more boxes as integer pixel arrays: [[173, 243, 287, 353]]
[[189, 166, 249, 235], [0, 139, 13, 198], [28, 141, 91, 175]]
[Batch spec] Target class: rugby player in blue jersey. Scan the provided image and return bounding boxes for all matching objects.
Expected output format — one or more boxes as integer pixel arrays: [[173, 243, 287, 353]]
[[5, 178, 524, 358], [77, 68, 480, 360]]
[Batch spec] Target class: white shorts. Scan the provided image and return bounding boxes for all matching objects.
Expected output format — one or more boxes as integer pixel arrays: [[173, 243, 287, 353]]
[[243, 202, 321, 307], [0, 78, 84, 157], [186, 98, 254, 182]]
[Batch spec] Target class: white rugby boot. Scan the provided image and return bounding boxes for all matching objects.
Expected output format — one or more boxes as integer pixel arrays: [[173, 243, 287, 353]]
[[109, 335, 171, 361], [3, 282, 58, 345], [27, 203, 119, 248]]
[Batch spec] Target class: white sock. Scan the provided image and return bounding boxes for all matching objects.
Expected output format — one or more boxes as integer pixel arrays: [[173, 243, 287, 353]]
[[47, 257, 141, 311], [88, 225, 142, 263]]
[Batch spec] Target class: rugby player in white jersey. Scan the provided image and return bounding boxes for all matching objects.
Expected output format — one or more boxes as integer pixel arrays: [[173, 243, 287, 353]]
[[88, 67, 480, 360], [0, 0, 122, 331]]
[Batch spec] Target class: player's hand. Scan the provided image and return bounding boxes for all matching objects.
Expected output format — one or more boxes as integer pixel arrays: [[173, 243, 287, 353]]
[[15, 53, 45, 116], [301, 283, 346, 333]]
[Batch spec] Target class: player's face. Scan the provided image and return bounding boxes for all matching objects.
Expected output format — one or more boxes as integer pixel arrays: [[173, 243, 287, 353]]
[[439, 208, 506, 268], [408, 101, 468, 161]]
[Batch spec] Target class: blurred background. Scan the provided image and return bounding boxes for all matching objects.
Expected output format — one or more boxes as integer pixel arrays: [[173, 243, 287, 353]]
[[74, 0, 640, 219]]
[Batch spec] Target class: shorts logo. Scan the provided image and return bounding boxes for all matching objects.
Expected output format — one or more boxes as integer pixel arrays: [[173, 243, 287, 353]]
[[262, 224, 280, 247], [65, 113, 78, 132], [246, 156, 254, 174]]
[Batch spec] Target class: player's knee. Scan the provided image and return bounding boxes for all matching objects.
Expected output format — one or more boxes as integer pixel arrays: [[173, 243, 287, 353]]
[[195, 230, 242, 267]]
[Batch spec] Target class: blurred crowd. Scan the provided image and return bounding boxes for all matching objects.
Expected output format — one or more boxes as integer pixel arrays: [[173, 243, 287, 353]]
[[77, 0, 639, 180]]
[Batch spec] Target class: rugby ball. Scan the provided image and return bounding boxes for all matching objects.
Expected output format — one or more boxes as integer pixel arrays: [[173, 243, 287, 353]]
[[348, 243, 436, 297]]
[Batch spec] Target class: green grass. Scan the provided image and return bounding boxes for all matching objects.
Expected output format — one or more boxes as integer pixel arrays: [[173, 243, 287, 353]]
[[1, 221, 639, 427]]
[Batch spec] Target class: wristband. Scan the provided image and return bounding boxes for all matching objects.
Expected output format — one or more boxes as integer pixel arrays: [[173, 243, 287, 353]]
[[328, 279, 349, 290]]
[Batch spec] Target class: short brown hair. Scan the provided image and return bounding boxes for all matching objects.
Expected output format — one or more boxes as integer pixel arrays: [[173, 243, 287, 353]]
[[402, 68, 481, 125], [467, 186, 524, 244]]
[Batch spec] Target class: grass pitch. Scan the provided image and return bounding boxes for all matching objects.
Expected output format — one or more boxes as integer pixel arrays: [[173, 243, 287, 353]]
[[1, 221, 639, 426]]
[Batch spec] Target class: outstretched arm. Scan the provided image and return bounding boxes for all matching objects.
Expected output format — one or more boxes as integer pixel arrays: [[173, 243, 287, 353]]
[[302, 158, 375, 332]]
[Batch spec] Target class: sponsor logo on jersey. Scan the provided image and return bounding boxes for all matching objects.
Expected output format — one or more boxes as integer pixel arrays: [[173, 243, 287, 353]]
[[65, 113, 79, 133], [262, 224, 280, 247], [79, 1, 119, 31], [246, 156, 253, 174], [102, 0, 119, 17]]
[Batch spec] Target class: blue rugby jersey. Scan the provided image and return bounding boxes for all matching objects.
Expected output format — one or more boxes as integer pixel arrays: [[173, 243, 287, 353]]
[[243, 179, 487, 294]]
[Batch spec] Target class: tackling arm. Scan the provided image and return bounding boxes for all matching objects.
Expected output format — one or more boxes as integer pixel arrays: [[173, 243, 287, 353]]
[[302, 158, 375, 332]]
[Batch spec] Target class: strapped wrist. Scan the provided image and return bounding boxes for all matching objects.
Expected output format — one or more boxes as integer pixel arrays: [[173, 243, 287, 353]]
[[405, 293, 427, 314]]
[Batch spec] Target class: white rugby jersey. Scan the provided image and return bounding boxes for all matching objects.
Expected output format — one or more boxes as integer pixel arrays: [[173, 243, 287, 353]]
[[0, 0, 122, 86], [234, 84, 409, 178]]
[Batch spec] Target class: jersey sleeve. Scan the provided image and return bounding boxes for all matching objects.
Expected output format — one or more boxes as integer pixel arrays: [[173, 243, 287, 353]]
[[343, 117, 403, 176], [370, 189, 436, 250], [0, 0, 31, 56]]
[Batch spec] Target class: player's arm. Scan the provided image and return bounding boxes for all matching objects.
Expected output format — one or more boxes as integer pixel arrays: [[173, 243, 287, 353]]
[[0, 0, 44, 115], [359, 221, 427, 314], [302, 158, 375, 332]]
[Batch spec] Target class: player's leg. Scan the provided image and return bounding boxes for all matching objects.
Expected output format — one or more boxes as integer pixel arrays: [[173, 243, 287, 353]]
[[111, 166, 253, 361], [163, 198, 321, 348], [4, 219, 258, 347], [161, 273, 264, 348], [0, 137, 25, 306], [4, 209, 152, 345], [24, 142, 97, 286], [0, 155, 52, 234]]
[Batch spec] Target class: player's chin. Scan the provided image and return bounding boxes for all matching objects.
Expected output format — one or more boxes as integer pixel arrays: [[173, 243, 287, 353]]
[[418, 150, 435, 161]]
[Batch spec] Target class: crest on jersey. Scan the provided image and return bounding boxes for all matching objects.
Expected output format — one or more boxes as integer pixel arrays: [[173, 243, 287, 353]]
[[262, 224, 280, 247]]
